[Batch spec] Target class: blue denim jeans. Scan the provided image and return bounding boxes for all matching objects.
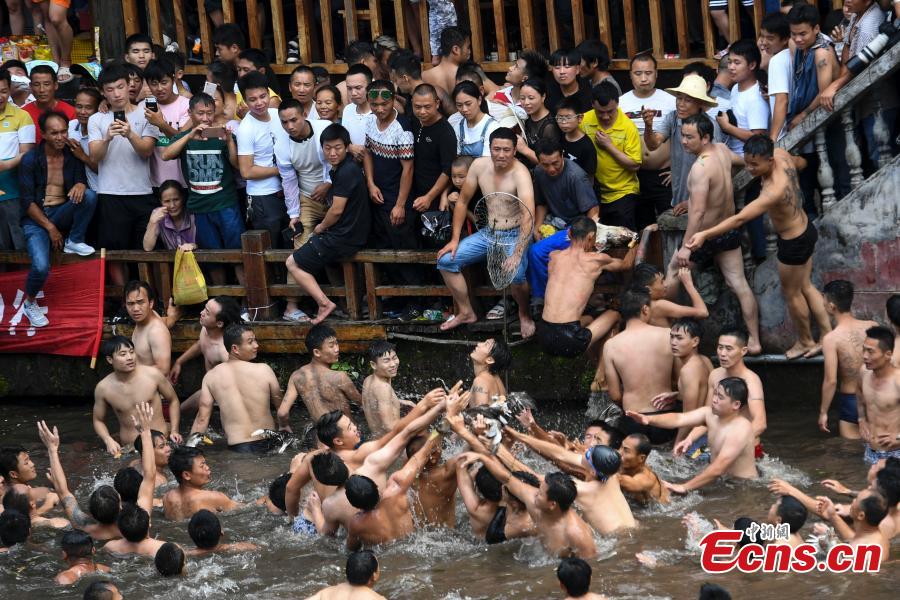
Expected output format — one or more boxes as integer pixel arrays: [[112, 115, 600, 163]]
[[22, 190, 98, 296], [860, 108, 899, 167], [437, 228, 529, 285], [194, 203, 245, 249]]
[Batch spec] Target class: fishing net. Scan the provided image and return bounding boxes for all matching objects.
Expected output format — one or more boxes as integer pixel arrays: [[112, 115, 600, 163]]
[[473, 192, 534, 290]]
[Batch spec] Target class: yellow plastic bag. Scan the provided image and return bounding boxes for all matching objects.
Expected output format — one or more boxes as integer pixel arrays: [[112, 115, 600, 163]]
[[172, 248, 208, 306]]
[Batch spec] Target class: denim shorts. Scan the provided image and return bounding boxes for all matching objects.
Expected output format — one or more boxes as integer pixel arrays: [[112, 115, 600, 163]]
[[194, 203, 245, 249], [436, 228, 528, 285]]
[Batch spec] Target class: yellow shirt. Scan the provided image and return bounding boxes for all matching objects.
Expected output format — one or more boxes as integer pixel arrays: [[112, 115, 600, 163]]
[[580, 107, 641, 203]]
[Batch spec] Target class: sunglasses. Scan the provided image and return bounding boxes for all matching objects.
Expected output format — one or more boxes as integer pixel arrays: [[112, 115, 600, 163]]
[[367, 89, 394, 100]]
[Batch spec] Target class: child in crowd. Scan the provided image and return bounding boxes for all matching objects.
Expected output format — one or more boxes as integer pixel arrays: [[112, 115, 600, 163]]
[[555, 96, 597, 179]]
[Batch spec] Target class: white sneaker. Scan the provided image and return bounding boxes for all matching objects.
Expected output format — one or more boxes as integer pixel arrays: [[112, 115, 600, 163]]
[[64, 239, 96, 256], [287, 40, 300, 63], [24, 300, 49, 327]]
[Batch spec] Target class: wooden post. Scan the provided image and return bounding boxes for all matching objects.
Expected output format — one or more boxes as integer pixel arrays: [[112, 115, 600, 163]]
[[364, 263, 380, 320], [393, 0, 405, 47], [674, 0, 689, 58], [700, 0, 715, 59], [545, 0, 559, 56], [172, 0, 188, 56], [343, 263, 361, 320], [241, 231, 278, 321], [467, 0, 484, 64], [649, 0, 663, 58], [369, 0, 383, 39], [572, 0, 585, 45], [753, 0, 764, 36], [222, 0, 235, 21], [122, 0, 139, 36], [727, 0, 740, 44], [159, 262, 173, 306], [344, 0, 358, 44], [246, 0, 262, 49], [197, 0, 213, 63], [270, 0, 287, 64], [419, 0, 431, 61], [518, 0, 536, 52], [623, 0, 637, 57], [93, 0, 126, 61], [147, 0, 163, 45], [493, 0, 508, 63], [319, 0, 335, 64], [596, 0, 613, 59]]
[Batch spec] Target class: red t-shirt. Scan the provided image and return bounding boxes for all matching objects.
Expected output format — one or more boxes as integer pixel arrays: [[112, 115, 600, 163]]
[[22, 100, 77, 143]]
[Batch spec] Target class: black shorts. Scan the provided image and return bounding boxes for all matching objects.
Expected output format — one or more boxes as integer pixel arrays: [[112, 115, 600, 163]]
[[536, 320, 592, 358], [247, 193, 287, 248], [619, 409, 678, 445], [690, 228, 742, 268], [600, 194, 637, 232], [228, 438, 279, 455], [98, 194, 157, 250], [776, 219, 818, 266], [291, 235, 360, 274]]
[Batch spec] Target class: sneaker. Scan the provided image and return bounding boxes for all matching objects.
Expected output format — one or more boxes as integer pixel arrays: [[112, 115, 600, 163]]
[[64, 239, 95, 256], [287, 40, 300, 63], [23, 299, 49, 327]]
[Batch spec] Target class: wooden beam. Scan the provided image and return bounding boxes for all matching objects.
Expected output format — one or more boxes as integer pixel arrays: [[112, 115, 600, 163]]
[[648, 0, 663, 58], [545, 0, 559, 56], [172, 0, 188, 57], [674, 0, 689, 58], [147, 0, 163, 45], [572, 0, 585, 45], [343, 262, 361, 320], [270, 0, 287, 64], [419, 0, 431, 61], [392, 0, 405, 47], [700, 0, 715, 60], [222, 0, 235, 21], [493, 0, 508, 64], [246, 0, 262, 49], [123, 0, 139, 36], [728, 0, 740, 44], [319, 0, 335, 64], [596, 0, 613, 58], [197, 0, 213, 63], [623, 0, 637, 57], [344, 0, 358, 44], [517, 0, 536, 52], [467, 0, 485, 64], [241, 230, 278, 320], [369, 0, 383, 39], [364, 263, 380, 320]]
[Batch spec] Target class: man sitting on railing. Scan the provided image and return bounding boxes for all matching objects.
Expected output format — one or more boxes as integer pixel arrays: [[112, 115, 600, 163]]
[[422, 27, 472, 102]]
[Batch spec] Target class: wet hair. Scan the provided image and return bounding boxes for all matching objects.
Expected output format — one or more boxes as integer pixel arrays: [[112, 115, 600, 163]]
[[237, 70, 270, 99], [306, 323, 337, 354], [440, 26, 469, 57], [776, 495, 807, 534], [568, 216, 596, 242], [787, 3, 819, 27], [544, 472, 577, 511], [718, 377, 749, 408], [859, 491, 889, 526], [316, 411, 345, 449], [631, 263, 663, 291], [345, 474, 380, 511], [630, 51, 658, 69], [210, 296, 241, 328], [556, 95, 583, 115], [683, 62, 717, 90], [744, 134, 774, 158], [88, 485, 121, 524], [535, 136, 563, 158], [875, 468, 900, 506], [718, 324, 749, 347], [487, 337, 512, 375], [866, 326, 894, 353], [886, 295, 900, 328], [0, 510, 30, 546], [223, 323, 253, 353], [2, 488, 31, 515], [683, 113, 714, 142], [389, 48, 422, 79], [346, 549, 378, 585], [143, 58, 176, 83], [591, 80, 619, 106], [733, 516, 758, 546], [823, 280, 854, 312], [98, 63, 129, 88], [134, 429, 166, 457], [155, 541, 185, 576], [728, 39, 761, 72], [511, 470, 540, 488], [489, 126, 517, 146], [316, 84, 342, 104], [268, 473, 290, 511], [346, 63, 374, 84], [212, 23, 245, 50], [577, 39, 611, 71], [83, 581, 118, 600], [207, 60, 237, 91], [61, 529, 94, 558], [412, 82, 439, 102], [405, 434, 428, 459], [125, 33, 153, 53], [321, 122, 351, 146], [345, 41, 375, 65], [586, 420, 624, 449], [627, 433, 652, 457], [557, 556, 592, 597], [699, 582, 733, 600], [620, 288, 651, 321], [117, 503, 150, 542], [310, 451, 350, 485], [113, 467, 142, 503], [124, 279, 154, 304], [0, 445, 27, 481], [189, 92, 215, 111], [188, 509, 222, 549], [671, 317, 703, 340], [474, 465, 503, 502], [550, 47, 581, 68], [169, 447, 202, 484], [761, 13, 790, 39], [452, 155, 475, 171]]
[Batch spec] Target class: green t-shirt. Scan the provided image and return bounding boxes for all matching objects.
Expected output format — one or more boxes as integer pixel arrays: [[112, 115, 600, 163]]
[[174, 129, 238, 214]]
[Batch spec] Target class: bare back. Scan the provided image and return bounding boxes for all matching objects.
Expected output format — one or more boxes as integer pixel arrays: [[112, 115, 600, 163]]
[[826, 319, 878, 392], [294, 364, 356, 421], [361, 376, 401, 438], [757, 148, 807, 239], [605, 323, 674, 413], [689, 142, 735, 227], [574, 478, 636, 534], [543, 249, 608, 323], [203, 360, 278, 445], [706, 411, 758, 479]]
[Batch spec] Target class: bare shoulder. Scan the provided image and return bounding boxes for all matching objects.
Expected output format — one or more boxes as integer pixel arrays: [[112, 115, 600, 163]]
[[471, 156, 491, 174]]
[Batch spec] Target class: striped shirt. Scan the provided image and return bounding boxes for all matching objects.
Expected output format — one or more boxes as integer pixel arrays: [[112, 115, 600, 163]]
[[364, 111, 414, 209], [0, 101, 36, 201]]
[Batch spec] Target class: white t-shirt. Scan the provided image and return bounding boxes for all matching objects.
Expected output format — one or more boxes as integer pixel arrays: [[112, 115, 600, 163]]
[[767, 49, 792, 142], [274, 119, 331, 217], [88, 107, 160, 195], [618, 89, 676, 136], [67, 119, 99, 191], [341, 103, 371, 146], [236, 108, 282, 196], [452, 113, 499, 157], [726, 82, 770, 156]]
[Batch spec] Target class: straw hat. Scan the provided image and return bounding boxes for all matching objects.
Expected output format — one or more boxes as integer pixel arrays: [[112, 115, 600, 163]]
[[664, 75, 717, 106]]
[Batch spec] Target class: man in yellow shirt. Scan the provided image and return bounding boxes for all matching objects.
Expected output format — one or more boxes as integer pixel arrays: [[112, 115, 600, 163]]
[[580, 82, 641, 231]]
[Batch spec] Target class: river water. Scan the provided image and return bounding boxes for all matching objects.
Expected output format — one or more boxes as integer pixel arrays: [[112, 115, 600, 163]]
[[0, 381, 897, 599]]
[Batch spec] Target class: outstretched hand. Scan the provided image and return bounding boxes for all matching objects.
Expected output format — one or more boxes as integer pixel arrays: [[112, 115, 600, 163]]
[[624, 410, 650, 426], [421, 387, 448, 409], [446, 390, 471, 416], [131, 402, 154, 433], [672, 437, 692, 457], [820, 479, 850, 496], [37, 420, 60, 453]]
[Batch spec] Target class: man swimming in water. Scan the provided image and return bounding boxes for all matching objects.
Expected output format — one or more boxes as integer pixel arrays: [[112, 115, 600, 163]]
[[279, 324, 362, 428], [170, 296, 242, 415], [162, 447, 243, 520], [469, 337, 511, 406], [818, 280, 878, 439], [186, 509, 258, 555], [617, 434, 669, 505], [130, 429, 171, 488], [857, 327, 900, 465], [626, 377, 759, 494], [54, 530, 111, 585], [361, 341, 415, 437], [766, 495, 808, 548], [305, 550, 386, 600], [816, 490, 890, 566], [190, 324, 284, 454], [686, 135, 831, 359], [405, 433, 460, 528], [455, 454, 536, 543], [537, 216, 632, 358], [631, 263, 708, 328], [93, 336, 180, 455], [556, 557, 608, 600], [0, 444, 56, 515], [124, 280, 172, 376]]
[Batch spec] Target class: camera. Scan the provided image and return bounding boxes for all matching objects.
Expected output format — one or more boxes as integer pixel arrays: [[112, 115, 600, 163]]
[[847, 19, 900, 76]]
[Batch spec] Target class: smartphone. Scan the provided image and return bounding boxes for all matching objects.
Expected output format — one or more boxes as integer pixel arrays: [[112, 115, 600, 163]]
[[281, 223, 303, 244], [113, 110, 126, 123], [202, 81, 218, 97], [145, 96, 159, 112], [201, 126, 226, 140]]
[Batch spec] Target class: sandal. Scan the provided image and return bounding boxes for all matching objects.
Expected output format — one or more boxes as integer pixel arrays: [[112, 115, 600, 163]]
[[283, 309, 311, 323], [486, 302, 505, 320], [57, 66, 73, 84]]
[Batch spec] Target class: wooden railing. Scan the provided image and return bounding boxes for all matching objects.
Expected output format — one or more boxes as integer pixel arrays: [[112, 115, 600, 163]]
[[117, 0, 843, 74]]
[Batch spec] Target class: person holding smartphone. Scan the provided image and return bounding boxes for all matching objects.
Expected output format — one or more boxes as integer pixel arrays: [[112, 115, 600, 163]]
[[143, 58, 192, 190]]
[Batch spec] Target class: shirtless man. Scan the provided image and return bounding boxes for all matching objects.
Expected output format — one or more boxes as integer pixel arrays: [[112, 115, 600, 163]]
[[687, 135, 832, 359], [455, 455, 536, 543], [557, 557, 608, 600], [888, 295, 900, 367], [469, 338, 511, 406], [0, 445, 55, 514], [130, 429, 171, 488], [537, 216, 633, 359], [279, 324, 361, 428], [473, 452, 597, 558], [406, 433, 459, 528], [186, 509, 258, 556], [626, 377, 759, 494], [503, 431, 636, 534], [190, 324, 283, 454], [617, 434, 670, 504], [170, 296, 241, 415], [305, 550, 386, 600], [631, 263, 708, 328], [651, 318, 714, 443], [437, 127, 537, 337], [857, 327, 900, 465], [124, 281, 172, 375], [54, 530, 111, 586], [93, 336, 180, 455], [162, 447, 242, 520], [604, 289, 676, 444], [816, 490, 889, 567], [345, 430, 442, 549], [670, 114, 761, 355], [819, 280, 878, 439], [766, 495, 807, 548], [361, 341, 414, 437], [421, 26, 471, 99]]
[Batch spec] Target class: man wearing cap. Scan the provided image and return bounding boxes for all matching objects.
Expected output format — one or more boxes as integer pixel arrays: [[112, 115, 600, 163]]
[[22, 63, 76, 144]]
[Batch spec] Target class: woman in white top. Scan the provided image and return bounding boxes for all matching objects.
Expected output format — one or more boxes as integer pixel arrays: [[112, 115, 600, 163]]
[[452, 81, 499, 157]]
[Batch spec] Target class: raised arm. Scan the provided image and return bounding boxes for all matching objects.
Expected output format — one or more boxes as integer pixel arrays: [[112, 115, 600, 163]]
[[285, 452, 315, 517], [674, 427, 744, 493], [475, 452, 535, 511], [134, 403, 157, 512], [391, 431, 441, 492], [504, 427, 590, 479], [455, 454, 484, 515], [362, 400, 445, 473], [38, 421, 90, 526], [364, 387, 449, 453]]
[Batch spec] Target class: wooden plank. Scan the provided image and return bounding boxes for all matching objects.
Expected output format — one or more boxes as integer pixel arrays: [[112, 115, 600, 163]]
[[518, 0, 536, 51], [572, 0, 585, 45], [241, 230, 278, 320], [343, 262, 361, 320], [319, 0, 335, 64], [700, 0, 715, 60], [623, 0, 637, 57], [123, 0, 140, 35], [270, 0, 287, 64], [596, 0, 613, 58], [172, 0, 188, 57], [467, 0, 485, 64], [419, 0, 430, 61], [147, 0, 163, 45], [493, 0, 508, 64], [753, 0, 764, 36], [222, 0, 235, 21], [138, 262, 152, 285], [248, 322, 386, 339], [369, 0, 383, 39], [205, 285, 246, 296], [545, 0, 559, 55], [393, 0, 405, 47], [674, 0, 689, 58], [197, 0, 213, 63], [364, 263, 381, 320], [374, 286, 452, 297], [246, 0, 262, 49], [158, 262, 172, 304], [269, 285, 347, 297], [344, 0, 358, 44], [649, 0, 663, 58], [728, 0, 740, 44]]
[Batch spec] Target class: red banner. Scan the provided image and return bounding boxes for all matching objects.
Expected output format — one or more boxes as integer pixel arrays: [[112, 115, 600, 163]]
[[0, 258, 105, 357]]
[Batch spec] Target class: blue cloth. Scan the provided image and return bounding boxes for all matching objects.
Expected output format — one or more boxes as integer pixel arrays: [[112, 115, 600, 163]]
[[22, 190, 98, 296], [860, 108, 899, 166], [837, 392, 859, 424], [194, 203, 245, 249], [292, 515, 318, 535], [527, 229, 570, 299], [864, 444, 900, 465], [437, 228, 529, 285], [17, 143, 87, 211]]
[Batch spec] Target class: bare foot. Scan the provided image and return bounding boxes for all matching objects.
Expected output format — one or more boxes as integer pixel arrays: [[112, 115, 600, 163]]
[[747, 337, 763, 356], [785, 341, 816, 360], [518, 315, 536, 338], [802, 343, 823, 358], [439, 312, 476, 332], [311, 301, 336, 325]]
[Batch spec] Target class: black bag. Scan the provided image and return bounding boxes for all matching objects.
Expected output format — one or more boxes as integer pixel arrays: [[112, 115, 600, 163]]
[[420, 210, 452, 247]]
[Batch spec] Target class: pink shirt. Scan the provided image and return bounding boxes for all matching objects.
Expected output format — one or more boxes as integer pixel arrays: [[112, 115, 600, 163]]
[[150, 96, 191, 187]]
